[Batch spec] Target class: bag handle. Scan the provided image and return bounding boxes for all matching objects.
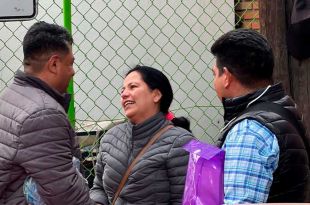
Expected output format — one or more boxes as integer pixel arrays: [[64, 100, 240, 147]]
[[112, 124, 173, 205]]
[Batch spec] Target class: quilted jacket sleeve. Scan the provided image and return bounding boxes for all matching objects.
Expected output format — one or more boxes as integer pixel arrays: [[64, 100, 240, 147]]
[[89, 137, 109, 205], [166, 132, 193, 204], [15, 109, 94, 205]]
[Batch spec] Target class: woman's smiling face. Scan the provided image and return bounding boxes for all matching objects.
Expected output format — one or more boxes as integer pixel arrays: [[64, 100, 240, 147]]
[[121, 71, 161, 124]]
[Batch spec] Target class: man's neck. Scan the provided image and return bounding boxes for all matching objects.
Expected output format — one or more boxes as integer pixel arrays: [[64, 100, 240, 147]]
[[228, 81, 271, 98]]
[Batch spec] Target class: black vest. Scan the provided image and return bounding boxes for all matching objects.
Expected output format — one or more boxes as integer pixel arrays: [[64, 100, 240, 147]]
[[217, 84, 310, 202]]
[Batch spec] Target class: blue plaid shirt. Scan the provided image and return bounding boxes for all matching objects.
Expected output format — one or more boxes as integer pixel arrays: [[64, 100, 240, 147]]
[[222, 119, 279, 204]]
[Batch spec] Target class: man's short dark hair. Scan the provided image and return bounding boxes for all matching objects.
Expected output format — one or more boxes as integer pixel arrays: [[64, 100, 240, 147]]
[[211, 28, 274, 87], [23, 21, 73, 67]]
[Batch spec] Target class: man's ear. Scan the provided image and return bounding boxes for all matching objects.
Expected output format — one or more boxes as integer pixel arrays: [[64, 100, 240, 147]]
[[153, 89, 162, 103], [46, 55, 60, 74], [223, 67, 233, 88]]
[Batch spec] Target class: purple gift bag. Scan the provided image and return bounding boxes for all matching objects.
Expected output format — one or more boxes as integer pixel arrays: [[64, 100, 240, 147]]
[[182, 139, 225, 205]]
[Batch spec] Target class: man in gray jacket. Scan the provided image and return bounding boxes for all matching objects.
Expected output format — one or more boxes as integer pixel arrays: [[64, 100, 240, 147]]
[[0, 21, 94, 205]]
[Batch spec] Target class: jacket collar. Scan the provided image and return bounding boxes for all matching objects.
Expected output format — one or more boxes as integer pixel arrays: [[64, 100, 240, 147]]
[[14, 70, 71, 112], [222, 83, 285, 124], [129, 112, 170, 141]]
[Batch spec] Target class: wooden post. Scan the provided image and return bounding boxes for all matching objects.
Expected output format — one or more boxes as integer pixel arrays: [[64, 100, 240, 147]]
[[259, 0, 310, 133]]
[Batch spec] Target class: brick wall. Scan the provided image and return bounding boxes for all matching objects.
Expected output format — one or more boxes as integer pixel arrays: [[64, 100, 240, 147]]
[[235, 0, 260, 31]]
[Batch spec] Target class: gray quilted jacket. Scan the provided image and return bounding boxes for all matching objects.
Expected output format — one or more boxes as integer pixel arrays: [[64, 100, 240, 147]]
[[90, 112, 195, 205], [0, 71, 94, 205]]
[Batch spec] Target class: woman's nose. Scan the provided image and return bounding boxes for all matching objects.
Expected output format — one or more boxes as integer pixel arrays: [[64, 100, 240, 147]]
[[121, 89, 128, 98]]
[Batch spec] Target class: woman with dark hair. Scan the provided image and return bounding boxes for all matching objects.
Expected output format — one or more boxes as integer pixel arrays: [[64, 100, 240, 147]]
[[90, 65, 194, 205]]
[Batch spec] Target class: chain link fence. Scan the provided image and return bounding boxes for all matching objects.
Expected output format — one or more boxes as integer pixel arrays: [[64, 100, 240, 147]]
[[0, 0, 258, 188]]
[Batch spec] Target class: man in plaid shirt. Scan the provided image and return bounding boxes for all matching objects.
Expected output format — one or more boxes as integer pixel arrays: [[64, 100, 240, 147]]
[[210, 29, 310, 203]]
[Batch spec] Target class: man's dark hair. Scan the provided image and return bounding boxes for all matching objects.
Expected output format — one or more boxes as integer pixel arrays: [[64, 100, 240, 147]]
[[211, 28, 274, 87], [126, 65, 173, 114], [23, 21, 73, 68]]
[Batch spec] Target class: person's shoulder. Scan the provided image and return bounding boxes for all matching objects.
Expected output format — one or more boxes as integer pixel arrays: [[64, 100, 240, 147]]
[[8, 83, 63, 113], [0, 85, 58, 123], [232, 119, 273, 133], [100, 121, 129, 140], [163, 125, 195, 143], [161, 126, 195, 151], [98, 121, 130, 151], [228, 119, 276, 144], [170, 126, 192, 136], [106, 121, 128, 133]]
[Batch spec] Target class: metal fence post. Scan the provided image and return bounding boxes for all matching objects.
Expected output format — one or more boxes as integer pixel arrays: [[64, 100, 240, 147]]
[[63, 0, 76, 128]]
